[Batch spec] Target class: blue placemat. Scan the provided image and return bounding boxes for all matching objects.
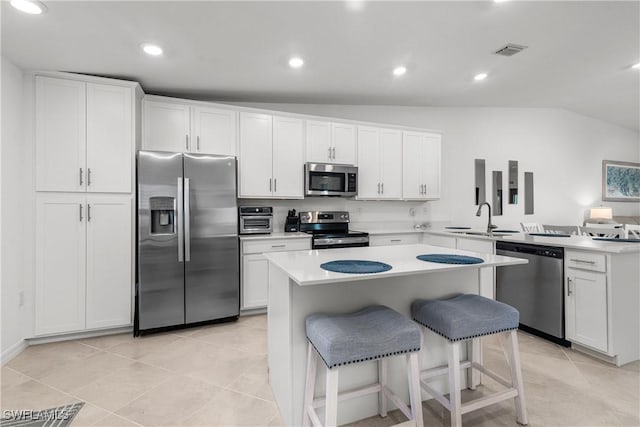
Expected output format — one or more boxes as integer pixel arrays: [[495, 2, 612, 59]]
[[494, 229, 520, 233], [417, 254, 484, 264], [592, 238, 640, 243], [445, 226, 471, 230], [528, 233, 571, 237], [320, 260, 392, 274]]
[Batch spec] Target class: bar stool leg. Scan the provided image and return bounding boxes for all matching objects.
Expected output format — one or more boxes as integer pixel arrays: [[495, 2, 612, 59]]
[[467, 337, 482, 390], [378, 359, 388, 417], [302, 342, 318, 427], [325, 367, 339, 427], [506, 331, 528, 425], [448, 342, 462, 427], [406, 352, 424, 427]]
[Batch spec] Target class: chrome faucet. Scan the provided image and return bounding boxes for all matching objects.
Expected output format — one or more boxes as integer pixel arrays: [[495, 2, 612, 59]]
[[476, 202, 498, 235]]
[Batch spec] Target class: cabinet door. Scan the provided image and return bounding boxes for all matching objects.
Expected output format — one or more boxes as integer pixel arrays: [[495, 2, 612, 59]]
[[331, 123, 356, 165], [422, 134, 441, 199], [35, 195, 86, 335], [86, 197, 132, 329], [356, 126, 381, 199], [142, 100, 190, 152], [306, 120, 332, 163], [239, 112, 273, 197], [272, 116, 304, 198], [242, 253, 269, 309], [36, 76, 86, 192], [379, 129, 403, 199], [192, 106, 237, 155], [566, 269, 608, 352], [86, 84, 133, 193], [402, 131, 424, 199]]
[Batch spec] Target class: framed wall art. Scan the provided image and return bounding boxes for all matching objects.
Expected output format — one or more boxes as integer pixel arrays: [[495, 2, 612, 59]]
[[602, 160, 640, 202]]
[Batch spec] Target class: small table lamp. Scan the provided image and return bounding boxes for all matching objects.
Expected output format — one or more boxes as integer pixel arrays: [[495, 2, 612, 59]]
[[590, 206, 613, 221]]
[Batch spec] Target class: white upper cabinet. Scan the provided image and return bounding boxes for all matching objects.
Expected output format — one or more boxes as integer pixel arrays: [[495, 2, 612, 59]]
[[142, 98, 237, 155], [36, 76, 134, 193], [402, 131, 441, 200], [272, 116, 304, 198], [306, 120, 356, 165], [142, 100, 191, 152], [239, 113, 304, 199], [357, 127, 402, 200], [36, 77, 87, 192], [239, 112, 274, 198], [86, 83, 133, 193], [192, 106, 237, 155]]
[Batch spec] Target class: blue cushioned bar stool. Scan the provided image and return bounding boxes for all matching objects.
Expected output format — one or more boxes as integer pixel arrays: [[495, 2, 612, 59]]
[[412, 294, 528, 427], [303, 305, 423, 427]]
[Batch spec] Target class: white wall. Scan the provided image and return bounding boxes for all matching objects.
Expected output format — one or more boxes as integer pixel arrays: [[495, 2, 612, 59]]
[[233, 103, 640, 229], [1, 56, 27, 360]]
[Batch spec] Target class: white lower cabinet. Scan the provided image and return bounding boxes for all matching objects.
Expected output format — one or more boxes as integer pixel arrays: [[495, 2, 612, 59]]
[[369, 233, 421, 246], [35, 194, 132, 335], [241, 237, 311, 310]]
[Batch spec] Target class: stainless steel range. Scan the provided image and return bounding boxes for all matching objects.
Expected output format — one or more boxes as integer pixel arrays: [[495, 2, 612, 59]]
[[299, 211, 369, 249]]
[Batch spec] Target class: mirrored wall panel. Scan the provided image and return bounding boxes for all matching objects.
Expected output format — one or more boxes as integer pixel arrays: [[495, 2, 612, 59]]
[[508, 160, 518, 204], [525, 172, 534, 214], [492, 171, 503, 216], [475, 159, 486, 205]]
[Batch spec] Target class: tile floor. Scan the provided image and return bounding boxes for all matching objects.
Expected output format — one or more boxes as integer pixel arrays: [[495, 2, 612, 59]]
[[1, 314, 638, 426]]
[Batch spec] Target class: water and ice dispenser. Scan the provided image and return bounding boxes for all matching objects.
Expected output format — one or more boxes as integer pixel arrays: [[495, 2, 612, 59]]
[[150, 197, 176, 234]]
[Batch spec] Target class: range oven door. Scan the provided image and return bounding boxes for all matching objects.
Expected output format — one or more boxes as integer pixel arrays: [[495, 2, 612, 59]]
[[313, 236, 369, 249]]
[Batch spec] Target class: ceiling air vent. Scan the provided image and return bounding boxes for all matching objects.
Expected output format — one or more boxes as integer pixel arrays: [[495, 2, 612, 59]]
[[494, 44, 528, 56]]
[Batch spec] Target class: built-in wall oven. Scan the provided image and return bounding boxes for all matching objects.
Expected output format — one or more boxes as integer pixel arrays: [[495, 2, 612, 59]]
[[305, 163, 358, 197], [239, 207, 273, 235]]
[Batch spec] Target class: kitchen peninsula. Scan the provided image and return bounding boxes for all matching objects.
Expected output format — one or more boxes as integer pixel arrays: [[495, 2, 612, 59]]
[[265, 244, 527, 426]]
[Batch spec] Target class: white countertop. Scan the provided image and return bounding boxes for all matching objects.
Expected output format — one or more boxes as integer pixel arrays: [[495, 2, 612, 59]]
[[239, 232, 311, 241], [425, 229, 640, 253], [264, 243, 527, 286]]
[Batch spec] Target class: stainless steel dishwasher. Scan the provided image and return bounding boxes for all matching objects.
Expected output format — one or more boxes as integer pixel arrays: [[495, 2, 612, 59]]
[[496, 241, 569, 346]]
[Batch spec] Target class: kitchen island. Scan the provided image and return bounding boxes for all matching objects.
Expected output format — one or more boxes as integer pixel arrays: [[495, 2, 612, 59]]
[[265, 244, 527, 426]]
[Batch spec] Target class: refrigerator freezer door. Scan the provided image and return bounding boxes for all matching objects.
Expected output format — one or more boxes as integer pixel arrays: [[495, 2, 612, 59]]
[[183, 153, 239, 323], [138, 151, 185, 330]]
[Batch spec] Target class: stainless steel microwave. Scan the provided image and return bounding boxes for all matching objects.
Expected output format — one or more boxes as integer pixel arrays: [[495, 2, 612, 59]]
[[305, 163, 358, 197]]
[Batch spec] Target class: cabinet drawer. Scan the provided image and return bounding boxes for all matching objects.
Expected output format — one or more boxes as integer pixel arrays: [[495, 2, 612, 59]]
[[566, 251, 606, 273], [370, 234, 421, 247], [242, 238, 310, 254]]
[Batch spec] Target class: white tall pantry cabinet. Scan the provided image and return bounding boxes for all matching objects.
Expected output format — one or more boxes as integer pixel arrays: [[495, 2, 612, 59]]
[[33, 73, 140, 337]]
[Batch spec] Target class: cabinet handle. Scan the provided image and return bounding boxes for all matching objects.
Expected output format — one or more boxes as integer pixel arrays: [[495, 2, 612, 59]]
[[567, 277, 573, 296], [197, 135, 200, 151], [570, 259, 595, 264], [271, 244, 286, 248], [332, 147, 336, 159], [87, 168, 91, 186], [377, 183, 380, 194], [79, 168, 83, 186], [87, 204, 91, 222], [274, 178, 277, 193], [390, 239, 402, 242], [269, 178, 272, 192], [381, 182, 384, 194], [328, 147, 332, 160], [79, 204, 83, 222], [185, 134, 189, 150]]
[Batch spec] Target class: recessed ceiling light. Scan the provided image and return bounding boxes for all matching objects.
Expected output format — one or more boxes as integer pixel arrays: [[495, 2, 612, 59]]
[[494, 0, 509, 3], [632, 62, 640, 69], [288, 57, 304, 68], [393, 66, 407, 76], [141, 44, 163, 56], [474, 73, 488, 81], [10, 0, 47, 14]]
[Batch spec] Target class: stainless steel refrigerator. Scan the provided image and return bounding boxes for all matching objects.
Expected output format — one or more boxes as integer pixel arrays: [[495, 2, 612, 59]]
[[136, 151, 239, 333]]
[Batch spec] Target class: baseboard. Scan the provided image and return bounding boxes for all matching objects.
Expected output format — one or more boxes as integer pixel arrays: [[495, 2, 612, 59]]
[[1, 340, 28, 365], [571, 343, 618, 366], [240, 307, 267, 316], [27, 326, 133, 346]]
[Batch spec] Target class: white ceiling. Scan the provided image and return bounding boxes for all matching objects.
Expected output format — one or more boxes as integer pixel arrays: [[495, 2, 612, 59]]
[[2, 1, 639, 131]]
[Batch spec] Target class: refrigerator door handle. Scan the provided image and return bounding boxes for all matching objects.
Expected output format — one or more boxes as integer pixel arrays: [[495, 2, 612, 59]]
[[184, 178, 191, 262], [177, 177, 184, 262]]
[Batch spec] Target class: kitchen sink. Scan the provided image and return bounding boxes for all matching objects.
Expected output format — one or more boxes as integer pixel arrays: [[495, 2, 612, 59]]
[[449, 230, 516, 236]]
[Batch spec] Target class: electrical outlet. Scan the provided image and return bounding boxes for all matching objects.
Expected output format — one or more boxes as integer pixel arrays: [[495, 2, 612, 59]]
[[409, 208, 415, 217], [18, 291, 24, 307]]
